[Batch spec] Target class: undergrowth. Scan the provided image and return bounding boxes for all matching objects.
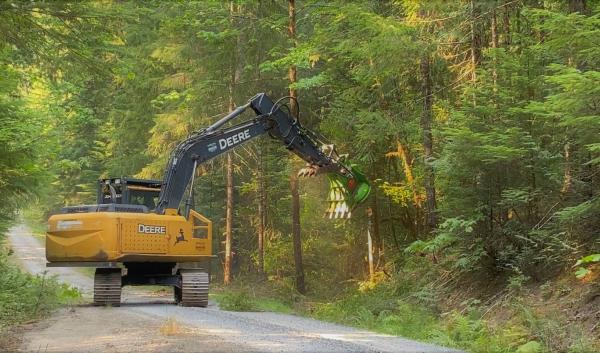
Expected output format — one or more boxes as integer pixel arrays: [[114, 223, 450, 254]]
[[214, 271, 599, 353], [215, 290, 258, 311], [0, 247, 81, 332], [215, 289, 295, 313], [21, 207, 48, 237]]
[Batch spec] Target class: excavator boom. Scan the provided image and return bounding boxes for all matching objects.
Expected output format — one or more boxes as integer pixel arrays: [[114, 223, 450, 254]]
[[156, 93, 370, 218]]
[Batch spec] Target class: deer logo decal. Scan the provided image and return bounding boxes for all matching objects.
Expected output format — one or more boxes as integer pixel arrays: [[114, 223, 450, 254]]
[[174, 229, 187, 245]]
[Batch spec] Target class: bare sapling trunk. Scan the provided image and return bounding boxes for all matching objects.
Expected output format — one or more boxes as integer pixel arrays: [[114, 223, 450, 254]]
[[257, 144, 266, 276], [288, 0, 305, 294], [224, 0, 239, 285], [224, 152, 233, 285]]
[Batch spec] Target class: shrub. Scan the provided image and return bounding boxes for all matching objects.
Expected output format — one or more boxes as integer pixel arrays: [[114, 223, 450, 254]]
[[216, 290, 257, 311], [0, 249, 80, 331]]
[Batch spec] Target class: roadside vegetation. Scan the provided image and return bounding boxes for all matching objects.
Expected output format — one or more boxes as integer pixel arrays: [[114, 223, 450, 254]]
[[0, 231, 81, 348], [0, 249, 80, 329], [215, 264, 599, 353], [0, 2, 599, 353]]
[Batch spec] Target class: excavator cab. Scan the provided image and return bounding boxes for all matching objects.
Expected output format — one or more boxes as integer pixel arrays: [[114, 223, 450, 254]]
[[98, 177, 162, 211]]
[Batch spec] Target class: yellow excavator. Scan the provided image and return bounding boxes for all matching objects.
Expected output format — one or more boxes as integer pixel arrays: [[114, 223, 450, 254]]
[[46, 93, 370, 306]]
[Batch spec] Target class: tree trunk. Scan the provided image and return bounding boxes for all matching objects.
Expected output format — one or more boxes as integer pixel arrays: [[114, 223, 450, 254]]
[[370, 190, 383, 264], [224, 0, 239, 285], [561, 142, 572, 195], [420, 55, 437, 230], [224, 87, 236, 285], [491, 8, 499, 49], [257, 144, 265, 276], [470, 0, 481, 81], [288, 0, 298, 117], [366, 207, 375, 280], [288, 0, 305, 294], [491, 8, 499, 105], [394, 141, 421, 236], [367, 228, 374, 280], [395, 141, 420, 208], [503, 4, 511, 46], [224, 152, 233, 285], [290, 172, 305, 293], [561, 2, 585, 197]]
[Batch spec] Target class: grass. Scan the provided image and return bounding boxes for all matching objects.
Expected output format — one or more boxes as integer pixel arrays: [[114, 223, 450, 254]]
[[212, 284, 294, 313], [253, 297, 294, 313], [0, 211, 83, 353], [310, 292, 439, 341], [0, 238, 82, 350], [0, 248, 81, 333], [214, 291, 257, 311]]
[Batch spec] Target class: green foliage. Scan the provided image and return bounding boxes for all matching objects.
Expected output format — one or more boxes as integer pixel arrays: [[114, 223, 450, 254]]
[[516, 341, 542, 353], [215, 290, 257, 312], [0, 249, 80, 330], [311, 284, 439, 341], [431, 311, 520, 353], [307, 279, 584, 353], [507, 269, 531, 293], [213, 282, 294, 313], [252, 297, 294, 314], [405, 217, 474, 257], [404, 233, 456, 256], [4, 0, 596, 285], [1, 1, 600, 351], [575, 254, 600, 266], [573, 254, 600, 279]]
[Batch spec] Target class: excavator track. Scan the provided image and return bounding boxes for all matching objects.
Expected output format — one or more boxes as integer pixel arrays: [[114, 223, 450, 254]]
[[93, 268, 122, 306], [179, 269, 209, 307]]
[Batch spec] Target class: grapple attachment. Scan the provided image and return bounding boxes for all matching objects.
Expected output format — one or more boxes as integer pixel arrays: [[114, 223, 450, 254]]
[[299, 163, 371, 219]]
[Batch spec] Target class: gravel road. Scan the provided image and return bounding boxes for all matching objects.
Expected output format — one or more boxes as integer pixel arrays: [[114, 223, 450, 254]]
[[7, 224, 463, 353]]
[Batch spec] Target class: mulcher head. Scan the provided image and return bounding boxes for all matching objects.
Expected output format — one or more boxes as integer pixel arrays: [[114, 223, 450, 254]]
[[299, 162, 371, 219], [324, 164, 370, 219]]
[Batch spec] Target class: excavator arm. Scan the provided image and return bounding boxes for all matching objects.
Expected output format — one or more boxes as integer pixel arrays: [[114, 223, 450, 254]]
[[155, 93, 370, 218]]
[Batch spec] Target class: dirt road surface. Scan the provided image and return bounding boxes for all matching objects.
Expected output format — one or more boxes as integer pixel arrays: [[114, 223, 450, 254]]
[[7, 224, 463, 353]]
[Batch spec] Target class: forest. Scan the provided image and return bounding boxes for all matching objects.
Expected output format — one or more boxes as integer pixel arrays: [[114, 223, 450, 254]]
[[0, 1, 599, 352]]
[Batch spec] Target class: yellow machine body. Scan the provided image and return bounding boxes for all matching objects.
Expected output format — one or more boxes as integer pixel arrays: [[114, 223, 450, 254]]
[[46, 209, 212, 263]]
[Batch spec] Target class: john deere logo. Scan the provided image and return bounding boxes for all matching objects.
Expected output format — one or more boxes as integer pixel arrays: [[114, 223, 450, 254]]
[[207, 142, 218, 153], [218, 129, 251, 150], [174, 229, 187, 245], [138, 224, 166, 234]]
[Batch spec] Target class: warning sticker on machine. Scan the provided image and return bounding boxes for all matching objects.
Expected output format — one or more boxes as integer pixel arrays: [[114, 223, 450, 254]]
[[138, 224, 166, 234]]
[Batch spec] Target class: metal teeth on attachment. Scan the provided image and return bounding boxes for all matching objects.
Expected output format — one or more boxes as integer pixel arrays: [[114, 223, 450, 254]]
[[298, 163, 368, 219], [325, 185, 351, 219], [298, 165, 318, 177]]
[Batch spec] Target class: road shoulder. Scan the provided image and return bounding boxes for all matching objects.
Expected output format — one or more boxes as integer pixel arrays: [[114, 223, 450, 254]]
[[20, 306, 238, 353]]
